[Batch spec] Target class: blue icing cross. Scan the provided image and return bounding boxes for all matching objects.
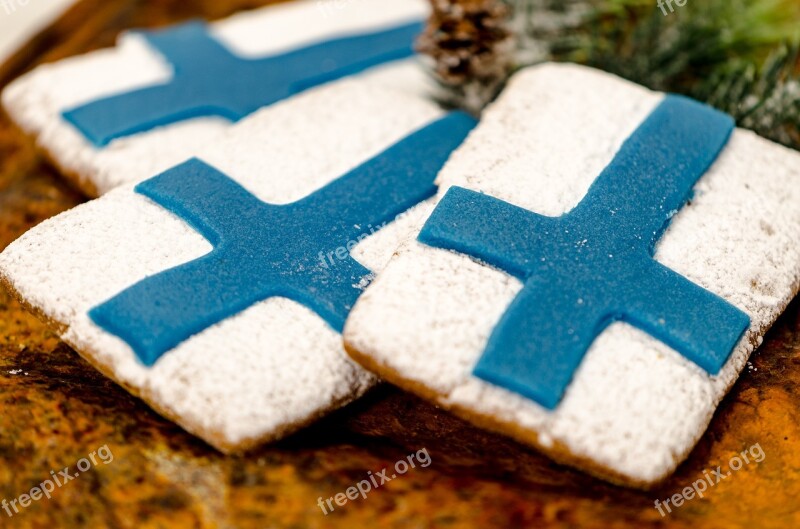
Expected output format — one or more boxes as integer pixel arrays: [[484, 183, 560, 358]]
[[62, 19, 423, 147], [418, 95, 750, 410], [89, 112, 477, 366]]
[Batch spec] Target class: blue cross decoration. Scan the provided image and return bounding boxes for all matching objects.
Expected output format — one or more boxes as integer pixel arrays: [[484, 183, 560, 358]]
[[62, 19, 423, 147], [418, 95, 750, 410], [89, 112, 477, 366]]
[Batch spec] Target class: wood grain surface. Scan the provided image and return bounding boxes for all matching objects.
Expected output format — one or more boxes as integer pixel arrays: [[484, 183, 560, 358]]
[[0, 1, 798, 527]]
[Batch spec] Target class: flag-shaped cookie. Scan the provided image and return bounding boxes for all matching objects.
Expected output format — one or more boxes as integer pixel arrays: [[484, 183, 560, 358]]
[[2, 0, 430, 195], [0, 80, 476, 452], [343, 63, 800, 487]]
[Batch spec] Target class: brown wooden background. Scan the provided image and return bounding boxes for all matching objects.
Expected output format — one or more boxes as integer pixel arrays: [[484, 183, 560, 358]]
[[0, 1, 798, 527]]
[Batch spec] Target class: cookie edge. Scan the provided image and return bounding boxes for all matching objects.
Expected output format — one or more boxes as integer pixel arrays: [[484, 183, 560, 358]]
[[0, 268, 373, 454]]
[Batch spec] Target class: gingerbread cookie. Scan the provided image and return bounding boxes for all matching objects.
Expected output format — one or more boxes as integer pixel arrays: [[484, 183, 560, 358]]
[[343, 63, 800, 487], [0, 80, 476, 452], [2, 0, 431, 195]]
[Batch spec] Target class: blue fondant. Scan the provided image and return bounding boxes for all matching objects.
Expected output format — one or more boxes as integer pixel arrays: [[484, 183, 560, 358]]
[[62, 20, 423, 146], [418, 95, 750, 410], [89, 112, 477, 366]]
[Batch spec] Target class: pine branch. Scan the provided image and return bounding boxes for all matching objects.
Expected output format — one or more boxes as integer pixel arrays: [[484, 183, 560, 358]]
[[422, 0, 800, 149], [682, 44, 799, 149]]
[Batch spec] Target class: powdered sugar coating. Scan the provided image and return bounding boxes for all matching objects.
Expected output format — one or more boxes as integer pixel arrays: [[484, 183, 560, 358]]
[[344, 63, 800, 486], [0, 81, 445, 451], [1, 0, 432, 195]]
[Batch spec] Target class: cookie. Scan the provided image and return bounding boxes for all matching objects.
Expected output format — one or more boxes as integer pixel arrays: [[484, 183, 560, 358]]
[[0, 80, 476, 452], [1, 0, 431, 196], [0, 0, 75, 65], [343, 63, 800, 488]]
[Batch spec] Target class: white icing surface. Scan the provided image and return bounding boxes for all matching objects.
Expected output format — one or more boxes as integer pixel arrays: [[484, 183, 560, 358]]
[[1, 0, 432, 195], [0, 81, 446, 450], [0, 0, 76, 65], [344, 63, 800, 485]]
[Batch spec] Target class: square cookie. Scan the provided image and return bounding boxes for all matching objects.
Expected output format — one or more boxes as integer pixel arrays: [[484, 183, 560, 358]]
[[0, 80, 476, 452], [2, 0, 431, 195], [343, 63, 800, 487]]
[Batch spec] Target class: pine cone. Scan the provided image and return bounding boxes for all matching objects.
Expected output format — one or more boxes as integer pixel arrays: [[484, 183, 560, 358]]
[[418, 0, 514, 112]]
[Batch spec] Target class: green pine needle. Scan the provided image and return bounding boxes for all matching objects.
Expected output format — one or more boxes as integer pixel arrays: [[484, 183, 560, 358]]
[[458, 0, 800, 149]]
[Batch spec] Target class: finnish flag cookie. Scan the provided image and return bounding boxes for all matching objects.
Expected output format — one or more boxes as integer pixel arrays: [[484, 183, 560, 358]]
[[0, 80, 476, 452], [343, 63, 800, 487], [1, 0, 430, 196]]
